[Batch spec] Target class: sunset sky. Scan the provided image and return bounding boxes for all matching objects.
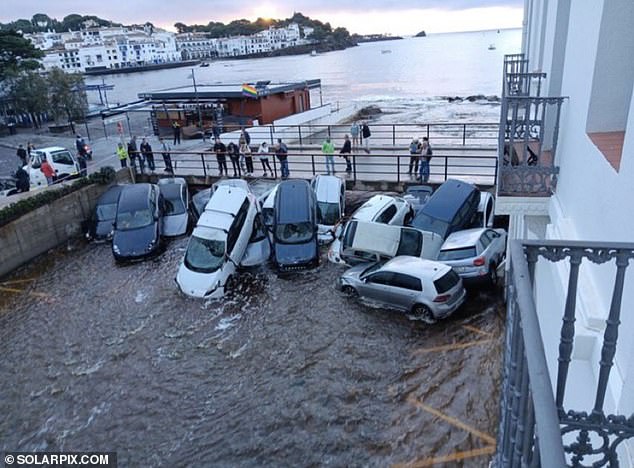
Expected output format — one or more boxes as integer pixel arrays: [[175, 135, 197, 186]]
[[1, 0, 524, 35]]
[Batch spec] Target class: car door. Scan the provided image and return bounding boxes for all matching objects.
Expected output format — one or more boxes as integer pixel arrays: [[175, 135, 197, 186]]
[[484, 229, 504, 263], [390, 273, 423, 310]]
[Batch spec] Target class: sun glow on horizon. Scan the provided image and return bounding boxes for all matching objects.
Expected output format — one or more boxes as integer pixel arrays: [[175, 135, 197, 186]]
[[251, 3, 281, 22]]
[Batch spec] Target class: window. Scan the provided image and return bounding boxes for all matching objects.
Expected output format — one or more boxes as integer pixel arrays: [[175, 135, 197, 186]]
[[438, 247, 477, 261], [391, 273, 422, 291], [376, 204, 397, 224], [51, 150, 74, 165], [396, 229, 422, 256], [433, 270, 460, 293], [367, 271, 393, 285]]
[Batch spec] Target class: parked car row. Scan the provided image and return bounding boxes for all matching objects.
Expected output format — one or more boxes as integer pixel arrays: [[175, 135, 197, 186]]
[[83, 176, 505, 323]]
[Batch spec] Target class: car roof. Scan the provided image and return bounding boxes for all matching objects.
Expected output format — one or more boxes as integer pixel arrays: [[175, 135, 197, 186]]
[[275, 180, 312, 223], [353, 195, 393, 221], [157, 177, 186, 186], [33, 146, 68, 153], [382, 256, 450, 279], [118, 183, 153, 210], [97, 184, 124, 205], [205, 185, 248, 215], [314, 175, 342, 203], [421, 179, 478, 221], [441, 228, 487, 250], [196, 210, 234, 233], [213, 179, 249, 193], [349, 221, 410, 256]]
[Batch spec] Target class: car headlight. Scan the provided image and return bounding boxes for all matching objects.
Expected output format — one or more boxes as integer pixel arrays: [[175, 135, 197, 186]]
[[147, 239, 157, 251], [113, 244, 120, 254]]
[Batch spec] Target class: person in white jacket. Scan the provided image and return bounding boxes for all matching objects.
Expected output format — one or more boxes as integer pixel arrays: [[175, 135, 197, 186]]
[[257, 142, 274, 177]]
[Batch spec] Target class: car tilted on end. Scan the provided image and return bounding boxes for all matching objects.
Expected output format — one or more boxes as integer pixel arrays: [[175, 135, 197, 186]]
[[176, 185, 257, 298], [273, 180, 319, 271], [112, 183, 164, 262], [158, 177, 189, 237], [437, 227, 507, 284], [340, 256, 466, 323], [86, 184, 124, 242], [352, 194, 414, 225], [311, 175, 345, 244]]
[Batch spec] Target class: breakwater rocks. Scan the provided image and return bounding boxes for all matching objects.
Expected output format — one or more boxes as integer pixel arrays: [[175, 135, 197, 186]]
[[441, 95, 501, 103]]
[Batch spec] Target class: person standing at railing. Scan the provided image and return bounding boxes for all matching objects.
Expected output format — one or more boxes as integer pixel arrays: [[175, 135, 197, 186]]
[[213, 137, 228, 177], [361, 122, 371, 154], [116, 143, 128, 168], [408, 137, 421, 176], [275, 138, 289, 179], [172, 121, 181, 145], [140, 138, 155, 173], [227, 140, 241, 178], [258, 142, 273, 177], [239, 138, 254, 176], [159, 137, 173, 173], [340, 134, 352, 174], [322, 137, 336, 175], [418, 137, 433, 183], [350, 122, 360, 149], [127, 136, 139, 173]]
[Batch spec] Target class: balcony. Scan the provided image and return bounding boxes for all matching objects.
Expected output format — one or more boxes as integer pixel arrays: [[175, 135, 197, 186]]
[[495, 240, 634, 467], [498, 54, 566, 197]]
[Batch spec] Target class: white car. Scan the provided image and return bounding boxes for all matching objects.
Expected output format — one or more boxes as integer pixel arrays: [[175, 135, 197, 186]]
[[311, 175, 345, 244], [328, 220, 443, 265], [176, 185, 257, 299], [240, 213, 271, 267], [158, 177, 189, 236], [437, 227, 507, 284], [260, 184, 279, 230], [212, 179, 250, 193], [473, 191, 495, 228], [25, 146, 80, 188], [351, 194, 413, 226]]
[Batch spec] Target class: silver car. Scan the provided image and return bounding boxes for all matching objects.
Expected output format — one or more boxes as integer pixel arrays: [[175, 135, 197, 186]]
[[339, 256, 466, 323], [437, 228, 507, 284], [158, 177, 189, 236]]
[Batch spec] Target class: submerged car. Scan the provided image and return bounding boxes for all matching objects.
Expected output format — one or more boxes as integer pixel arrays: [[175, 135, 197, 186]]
[[473, 191, 495, 228], [340, 256, 466, 323], [85, 184, 124, 242], [176, 185, 257, 298], [352, 194, 413, 226], [191, 188, 211, 222], [158, 177, 189, 236], [112, 183, 163, 262], [311, 175, 345, 244], [260, 183, 279, 230], [437, 227, 507, 284], [402, 185, 433, 212], [328, 220, 443, 265], [240, 213, 271, 267], [273, 180, 318, 271]]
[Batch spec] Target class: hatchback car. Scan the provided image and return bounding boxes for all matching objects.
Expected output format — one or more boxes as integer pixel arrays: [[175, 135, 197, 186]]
[[158, 177, 189, 236], [26, 146, 80, 187], [85, 184, 124, 242], [352, 194, 413, 225], [437, 227, 507, 284], [311, 175, 346, 244], [340, 256, 466, 323], [176, 185, 257, 298], [112, 183, 163, 262], [273, 180, 319, 271]]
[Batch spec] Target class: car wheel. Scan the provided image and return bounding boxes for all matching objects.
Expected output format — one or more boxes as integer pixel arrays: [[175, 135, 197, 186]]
[[489, 262, 499, 287], [411, 304, 437, 324], [342, 285, 358, 298]]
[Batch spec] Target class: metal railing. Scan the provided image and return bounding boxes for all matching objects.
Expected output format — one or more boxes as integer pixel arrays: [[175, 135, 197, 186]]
[[126, 148, 498, 186], [496, 240, 634, 467], [498, 54, 565, 196]]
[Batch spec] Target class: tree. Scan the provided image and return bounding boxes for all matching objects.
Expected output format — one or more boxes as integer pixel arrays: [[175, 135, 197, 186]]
[[0, 31, 43, 81], [8, 71, 49, 127], [47, 68, 88, 128]]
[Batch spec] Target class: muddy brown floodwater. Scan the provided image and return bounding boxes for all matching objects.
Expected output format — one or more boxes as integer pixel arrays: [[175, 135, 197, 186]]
[[0, 190, 505, 467]]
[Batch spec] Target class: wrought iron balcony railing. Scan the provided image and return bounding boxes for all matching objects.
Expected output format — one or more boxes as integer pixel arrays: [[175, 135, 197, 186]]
[[495, 240, 634, 467], [498, 54, 565, 196]]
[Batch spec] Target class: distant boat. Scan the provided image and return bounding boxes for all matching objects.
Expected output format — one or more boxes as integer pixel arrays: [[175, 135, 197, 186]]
[[310, 50, 317, 57], [488, 44, 496, 50], [200, 62, 210, 67], [381, 49, 392, 54]]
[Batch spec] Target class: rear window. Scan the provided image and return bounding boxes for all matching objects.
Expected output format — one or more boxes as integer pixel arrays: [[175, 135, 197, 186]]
[[396, 229, 422, 256], [438, 247, 477, 261], [412, 213, 449, 238], [433, 269, 460, 293]]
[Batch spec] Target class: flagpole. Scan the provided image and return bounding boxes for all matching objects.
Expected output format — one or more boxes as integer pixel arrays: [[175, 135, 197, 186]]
[[191, 68, 204, 141]]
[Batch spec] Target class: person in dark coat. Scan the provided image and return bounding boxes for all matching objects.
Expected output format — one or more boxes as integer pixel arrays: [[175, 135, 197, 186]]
[[172, 121, 181, 145], [16, 144, 27, 165], [15, 166, 29, 192], [340, 134, 352, 173], [213, 138, 228, 176], [140, 138, 155, 172], [361, 122, 371, 154], [127, 136, 140, 173]]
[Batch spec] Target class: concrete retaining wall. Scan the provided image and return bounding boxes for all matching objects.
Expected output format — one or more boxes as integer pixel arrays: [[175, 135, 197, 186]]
[[0, 170, 131, 279]]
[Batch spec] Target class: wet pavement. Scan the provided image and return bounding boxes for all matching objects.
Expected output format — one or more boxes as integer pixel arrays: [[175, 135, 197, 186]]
[[0, 191, 505, 467]]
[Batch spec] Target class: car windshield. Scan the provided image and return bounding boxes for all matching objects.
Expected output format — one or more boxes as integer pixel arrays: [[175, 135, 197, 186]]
[[438, 247, 477, 261], [275, 222, 313, 244], [164, 197, 186, 215], [396, 229, 422, 256], [51, 150, 74, 165], [317, 201, 340, 226], [412, 213, 449, 238], [116, 208, 153, 230], [96, 203, 118, 221], [360, 261, 385, 278], [262, 208, 274, 227], [184, 236, 225, 273]]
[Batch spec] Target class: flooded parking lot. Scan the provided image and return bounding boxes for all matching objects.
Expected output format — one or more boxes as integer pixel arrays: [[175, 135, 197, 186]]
[[0, 191, 505, 467]]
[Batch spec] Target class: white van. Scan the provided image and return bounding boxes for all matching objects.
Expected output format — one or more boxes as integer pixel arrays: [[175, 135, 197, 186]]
[[176, 185, 257, 299], [311, 175, 345, 244], [328, 220, 443, 265], [25, 146, 79, 188]]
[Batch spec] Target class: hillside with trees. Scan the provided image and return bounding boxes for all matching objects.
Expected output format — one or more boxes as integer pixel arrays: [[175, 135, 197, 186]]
[[0, 14, 121, 33]]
